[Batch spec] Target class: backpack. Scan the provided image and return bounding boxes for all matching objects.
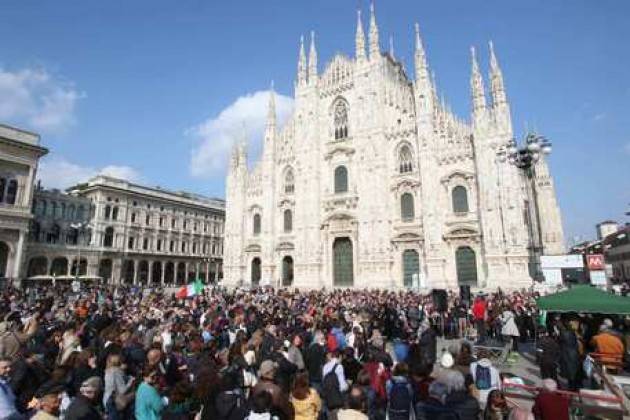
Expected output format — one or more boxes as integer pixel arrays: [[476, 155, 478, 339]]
[[322, 364, 344, 409], [475, 364, 491, 390], [388, 380, 412, 419], [215, 389, 247, 420]]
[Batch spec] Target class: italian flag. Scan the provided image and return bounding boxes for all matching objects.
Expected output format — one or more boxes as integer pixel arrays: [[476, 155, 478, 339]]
[[176, 279, 204, 299]]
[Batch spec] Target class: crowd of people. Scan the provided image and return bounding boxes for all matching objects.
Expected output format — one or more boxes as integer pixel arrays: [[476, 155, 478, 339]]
[[0, 284, 626, 420]]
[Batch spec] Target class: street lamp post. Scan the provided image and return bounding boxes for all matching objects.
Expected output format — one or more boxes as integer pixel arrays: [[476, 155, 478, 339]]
[[501, 133, 552, 282]]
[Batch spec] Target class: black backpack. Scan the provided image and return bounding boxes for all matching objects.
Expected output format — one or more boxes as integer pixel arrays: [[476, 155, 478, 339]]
[[388, 380, 412, 419], [322, 363, 344, 410]]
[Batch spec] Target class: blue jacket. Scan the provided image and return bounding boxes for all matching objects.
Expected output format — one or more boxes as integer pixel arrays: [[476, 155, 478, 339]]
[[135, 381, 165, 420]]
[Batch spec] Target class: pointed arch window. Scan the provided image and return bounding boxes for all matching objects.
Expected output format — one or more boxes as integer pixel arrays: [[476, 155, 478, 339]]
[[452, 186, 469, 213], [401, 193, 415, 222], [253, 214, 261, 236], [334, 166, 348, 193], [399, 145, 413, 173], [333, 100, 349, 140], [284, 169, 295, 194], [283, 209, 293, 233]]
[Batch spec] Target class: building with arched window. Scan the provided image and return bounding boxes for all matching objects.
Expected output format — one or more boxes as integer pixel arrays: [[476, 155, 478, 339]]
[[0, 124, 48, 284], [24, 175, 225, 286], [224, 7, 565, 290]]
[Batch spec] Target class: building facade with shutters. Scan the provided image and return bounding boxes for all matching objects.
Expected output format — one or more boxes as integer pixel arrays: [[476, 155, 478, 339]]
[[0, 124, 48, 283], [223, 7, 565, 290], [24, 175, 225, 285]]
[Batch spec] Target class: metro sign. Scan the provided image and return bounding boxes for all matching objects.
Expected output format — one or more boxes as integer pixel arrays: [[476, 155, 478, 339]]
[[586, 254, 605, 271]]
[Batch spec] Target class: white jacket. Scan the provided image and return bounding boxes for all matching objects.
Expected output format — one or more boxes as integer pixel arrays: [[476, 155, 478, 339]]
[[501, 310, 520, 337]]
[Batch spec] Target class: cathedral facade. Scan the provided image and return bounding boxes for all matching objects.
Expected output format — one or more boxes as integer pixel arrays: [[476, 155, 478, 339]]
[[223, 7, 565, 290]]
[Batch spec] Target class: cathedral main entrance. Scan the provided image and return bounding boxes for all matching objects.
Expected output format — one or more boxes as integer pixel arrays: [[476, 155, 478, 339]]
[[402, 250, 420, 288], [333, 237, 353, 286], [282, 256, 293, 286], [456, 246, 478, 286], [251, 257, 261, 286]]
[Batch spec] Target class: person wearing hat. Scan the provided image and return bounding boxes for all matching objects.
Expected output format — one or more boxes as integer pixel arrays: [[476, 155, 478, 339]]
[[64, 376, 102, 420], [250, 360, 294, 420], [591, 319, 624, 372]]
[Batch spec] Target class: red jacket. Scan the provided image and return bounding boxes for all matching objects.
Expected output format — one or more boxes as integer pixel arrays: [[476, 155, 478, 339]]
[[472, 300, 486, 320]]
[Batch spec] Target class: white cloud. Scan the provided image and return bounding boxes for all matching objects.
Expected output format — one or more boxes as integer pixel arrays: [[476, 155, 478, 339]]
[[37, 157, 142, 190], [0, 66, 84, 134], [592, 113, 606, 122], [188, 89, 293, 178]]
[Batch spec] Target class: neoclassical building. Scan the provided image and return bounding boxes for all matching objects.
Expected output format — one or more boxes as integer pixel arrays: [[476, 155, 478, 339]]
[[223, 7, 565, 290], [25, 175, 225, 285], [0, 124, 48, 283]]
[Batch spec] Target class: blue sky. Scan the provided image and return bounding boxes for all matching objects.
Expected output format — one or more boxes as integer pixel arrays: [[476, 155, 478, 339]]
[[0, 0, 628, 243]]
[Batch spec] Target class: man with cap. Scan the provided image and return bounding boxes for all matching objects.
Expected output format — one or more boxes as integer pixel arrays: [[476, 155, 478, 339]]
[[64, 376, 102, 420], [591, 319, 624, 371]]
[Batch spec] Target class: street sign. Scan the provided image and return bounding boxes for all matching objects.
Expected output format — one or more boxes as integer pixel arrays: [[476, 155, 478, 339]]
[[586, 254, 605, 271]]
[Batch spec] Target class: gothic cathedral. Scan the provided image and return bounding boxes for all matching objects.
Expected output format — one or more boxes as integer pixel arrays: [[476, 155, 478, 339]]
[[223, 6, 565, 290]]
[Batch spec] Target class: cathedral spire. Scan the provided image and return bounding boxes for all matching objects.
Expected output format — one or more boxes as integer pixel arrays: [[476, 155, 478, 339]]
[[355, 9, 366, 62], [308, 30, 317, 83], [297, 35, 307, 86], [414, 23, 429, 82], [368, 2, 380, 61], [470, 46, 487, 116], [266, 82, 276, 133], [488, 40, 507, 107]]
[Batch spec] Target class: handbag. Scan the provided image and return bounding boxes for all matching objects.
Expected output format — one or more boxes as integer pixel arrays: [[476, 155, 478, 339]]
[[114, 390, 135, 411]]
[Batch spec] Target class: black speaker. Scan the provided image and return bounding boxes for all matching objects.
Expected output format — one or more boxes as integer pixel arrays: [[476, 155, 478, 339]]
[[432, 289, 448, 312], [460, 285, 471, 306]]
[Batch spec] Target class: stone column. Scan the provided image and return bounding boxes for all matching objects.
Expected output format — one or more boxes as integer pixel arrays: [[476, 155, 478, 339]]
[[12, 230, 25, 281], [132, 260, 138, 285], [148, 261, 153, 284], [45, 255, 52, 277], [24, 166, 35, 207], [195, 262, 200, 281], [161, 261, 166, 285], [205, 262, 210, 284], [112, 259, 122, 284], [185, 262, 190, 283]]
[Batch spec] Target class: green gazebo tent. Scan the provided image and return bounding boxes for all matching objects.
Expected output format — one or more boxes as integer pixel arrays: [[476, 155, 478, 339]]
[[536, 285, 630, 314]]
